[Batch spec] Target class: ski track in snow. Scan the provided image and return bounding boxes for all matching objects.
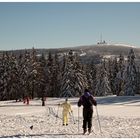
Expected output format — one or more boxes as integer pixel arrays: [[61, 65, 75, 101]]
[[0, 97, 140, 138]]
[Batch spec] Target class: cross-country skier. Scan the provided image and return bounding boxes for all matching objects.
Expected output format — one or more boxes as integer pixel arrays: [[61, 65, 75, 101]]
[[78, 89, 97, 135], [59, 98, 73, 126]]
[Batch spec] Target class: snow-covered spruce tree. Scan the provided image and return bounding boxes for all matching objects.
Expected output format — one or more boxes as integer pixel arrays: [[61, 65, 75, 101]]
[[136, 66, 140, 95], [36, 53, 47, 105], [7, 53, 21, 101], [16, 53, 28, 100], [20, 50, 30, 99], [1, 52, 11, 100], [90, 62, 97, 95], [84, 64, 93, 94], [84, 60, 97, 95], [22, 50, 33, 99], [60, 50, 88, 97], [51, 52, 61, 97], [60, 51, 75, 97], [107, 58, 113, 93], [0, 52, 19, 100], [62, 54, 66, 72], [46, 51, 54, 97], [123, 49, 137, 96], [95, 59, 112, 96], [0, 53, 5, 100], [29, 48, 39, 99], [115, 54, 125, 96], [110, 57, 119, 95], [74, 53, 88, 96]]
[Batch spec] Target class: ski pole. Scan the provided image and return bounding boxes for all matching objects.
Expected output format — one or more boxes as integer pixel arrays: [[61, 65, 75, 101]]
[[78, 107, 80, 134], [71, 111, 76, 124], [95, 106, 102, 133], [56, 104, 60, 122]]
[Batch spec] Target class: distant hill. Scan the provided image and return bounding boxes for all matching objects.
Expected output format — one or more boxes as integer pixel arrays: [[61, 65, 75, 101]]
[[1, 43, 140, 64], [70, 44, 140, 64], [73, 44, 140, 56]]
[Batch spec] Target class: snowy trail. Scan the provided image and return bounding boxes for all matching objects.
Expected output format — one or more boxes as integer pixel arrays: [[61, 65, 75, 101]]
[[0, 97, 140, 138]]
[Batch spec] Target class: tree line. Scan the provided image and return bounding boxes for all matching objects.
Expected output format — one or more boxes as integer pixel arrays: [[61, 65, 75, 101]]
[[0, 48, 139, 101]]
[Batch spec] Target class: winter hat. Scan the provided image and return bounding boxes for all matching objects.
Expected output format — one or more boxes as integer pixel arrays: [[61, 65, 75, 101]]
[[84, 88, 89, 93], [84, 88, 90, 98], [84, 92, 90, 98]]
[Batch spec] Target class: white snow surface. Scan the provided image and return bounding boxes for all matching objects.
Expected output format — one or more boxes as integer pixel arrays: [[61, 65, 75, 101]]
[[80, 52, 86, 56], [0, 96, 140, 138], [112, 44, 137, 48]]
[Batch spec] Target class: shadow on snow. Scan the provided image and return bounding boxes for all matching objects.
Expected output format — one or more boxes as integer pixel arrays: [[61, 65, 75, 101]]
[[0, 133, 82, 138], [95, 96, 140, 105]]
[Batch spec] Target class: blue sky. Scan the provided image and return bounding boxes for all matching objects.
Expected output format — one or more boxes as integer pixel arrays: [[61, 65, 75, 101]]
[[0, 2, 140, 50]]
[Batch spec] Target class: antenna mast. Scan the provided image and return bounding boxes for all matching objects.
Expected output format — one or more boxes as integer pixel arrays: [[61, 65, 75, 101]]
[[100, 33, 102, 43]]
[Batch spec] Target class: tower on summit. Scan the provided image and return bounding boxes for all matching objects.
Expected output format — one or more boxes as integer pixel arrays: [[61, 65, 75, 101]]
[[97, 34, 107, 45]]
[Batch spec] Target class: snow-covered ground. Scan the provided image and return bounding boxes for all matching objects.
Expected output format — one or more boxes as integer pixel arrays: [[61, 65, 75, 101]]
[[0, 96, 140, 138]]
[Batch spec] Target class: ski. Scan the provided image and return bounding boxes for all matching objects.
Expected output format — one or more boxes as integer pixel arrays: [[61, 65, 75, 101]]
[[89, 130, 96, 135]]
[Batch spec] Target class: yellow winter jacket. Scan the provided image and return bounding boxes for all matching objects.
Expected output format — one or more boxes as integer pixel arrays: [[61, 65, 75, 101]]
[[60, 101, 72, 115]]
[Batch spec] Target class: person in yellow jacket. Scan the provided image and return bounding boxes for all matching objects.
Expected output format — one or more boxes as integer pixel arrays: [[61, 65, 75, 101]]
[[59, 98, 73, 126]]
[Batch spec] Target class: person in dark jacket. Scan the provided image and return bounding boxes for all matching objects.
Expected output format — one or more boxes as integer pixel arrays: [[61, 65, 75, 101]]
[[78, 89, 97, 134]]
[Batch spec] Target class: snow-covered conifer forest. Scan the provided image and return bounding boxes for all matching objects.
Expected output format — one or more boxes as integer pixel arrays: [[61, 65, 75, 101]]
[[0, 47, 139, 100]]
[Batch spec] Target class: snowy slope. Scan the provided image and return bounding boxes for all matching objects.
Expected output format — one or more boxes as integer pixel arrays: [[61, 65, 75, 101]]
[[112, 44, 137, 48], [0, 96, 140, 138]]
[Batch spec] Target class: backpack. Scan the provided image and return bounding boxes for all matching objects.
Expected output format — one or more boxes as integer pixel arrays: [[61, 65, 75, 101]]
[[82, 95, 93, 107]]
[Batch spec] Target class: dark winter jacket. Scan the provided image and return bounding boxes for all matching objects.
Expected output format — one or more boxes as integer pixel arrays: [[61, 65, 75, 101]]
[[78, 92, 97, 108]]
